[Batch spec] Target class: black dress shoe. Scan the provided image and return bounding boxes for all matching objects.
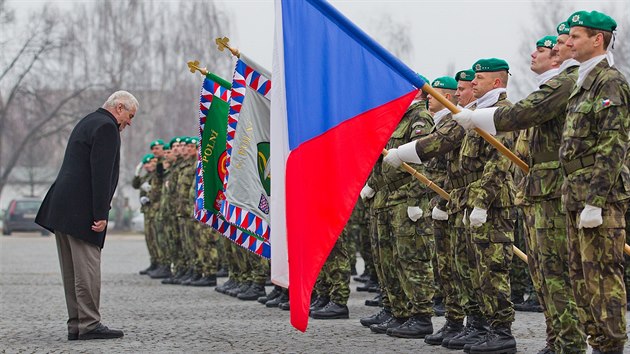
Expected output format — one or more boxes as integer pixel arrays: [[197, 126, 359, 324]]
[[310, 301, 349, 319], [191, 275, 217, 287], [365, 293, 382, 307], [386, 315, 433, 338], [68, 332, 79, 341], [360, 308, 392, 327], [237, 283, 266, 301], [78, 323, 124, 340]]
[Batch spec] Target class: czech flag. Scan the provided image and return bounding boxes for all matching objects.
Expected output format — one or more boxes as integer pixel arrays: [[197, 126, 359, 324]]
[[270, 0, 427, 332]]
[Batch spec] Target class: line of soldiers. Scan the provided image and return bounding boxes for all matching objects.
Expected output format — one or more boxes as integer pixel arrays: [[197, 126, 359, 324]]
[[130, 9, 629, 353], [374, 10, 629, 354]]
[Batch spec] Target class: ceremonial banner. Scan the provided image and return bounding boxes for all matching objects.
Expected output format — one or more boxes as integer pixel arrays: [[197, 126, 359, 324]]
[[193, 73, 268, 258], [271, 0, 426, 331], [219, 54, 272, 258]]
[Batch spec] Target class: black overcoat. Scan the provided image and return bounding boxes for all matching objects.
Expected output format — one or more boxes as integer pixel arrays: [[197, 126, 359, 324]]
[[36, 108, 120, 248]]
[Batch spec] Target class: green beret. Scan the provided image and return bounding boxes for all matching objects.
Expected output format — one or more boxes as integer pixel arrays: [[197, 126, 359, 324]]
[[163, 143, 170, 150], [169, 137, 182, 146], [150, 139, 164, 148], [431, 76, 458, 90], [472, 58, 509, 73], [181, 137, 190, 145], [567, 11, 616, 32], [536, 36, 557, 49], [455, 69, 475, 82], [416, 74, 430, 86], [556, 21, 570, 35], [187, 137, 199, 145], [142, 153, 155, 164]]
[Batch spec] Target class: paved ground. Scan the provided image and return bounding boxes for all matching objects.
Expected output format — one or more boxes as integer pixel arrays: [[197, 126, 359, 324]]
[[1, 232, 627, 353]]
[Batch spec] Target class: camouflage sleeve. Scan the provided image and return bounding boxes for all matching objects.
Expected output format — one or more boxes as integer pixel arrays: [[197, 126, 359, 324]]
[[132, 175, 142, 189], [470, 131, 516, 210], [366, 162, 382, 191], [414, 115, 465, 160], [493, 73, 574, 132], [586, 81, 630, 208], [404, 113, 434, 205]]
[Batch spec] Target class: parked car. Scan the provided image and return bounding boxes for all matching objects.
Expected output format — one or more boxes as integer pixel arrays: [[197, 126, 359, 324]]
[[2, 198, 49, 236]]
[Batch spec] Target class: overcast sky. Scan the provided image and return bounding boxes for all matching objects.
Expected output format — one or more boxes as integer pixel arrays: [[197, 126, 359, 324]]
[[8, 0, 629, 98]]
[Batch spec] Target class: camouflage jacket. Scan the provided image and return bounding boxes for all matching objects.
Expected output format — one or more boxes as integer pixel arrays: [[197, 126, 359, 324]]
[[561, 59, 630, 211], [414, 112, 466, 212], [494, 66, 578, 203], [462, 93, 515, 210], [368, 100, 433, 209], [176, 157, 196, 217], [158, 163, 176, 219], [383, 101, 434, 208], [132, 174, 150, 213]]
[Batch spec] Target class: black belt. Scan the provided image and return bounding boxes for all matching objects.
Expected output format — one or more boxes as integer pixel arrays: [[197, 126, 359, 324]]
[[450, 171, 483, 189], [383, 176, 413, 192], [531, 151, 559, 165], [563, 154, 595, 175]]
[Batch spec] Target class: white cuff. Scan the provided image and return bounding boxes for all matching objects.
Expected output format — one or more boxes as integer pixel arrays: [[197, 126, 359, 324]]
[[471, 107, 498, 136], [397, 141, 422, 165]]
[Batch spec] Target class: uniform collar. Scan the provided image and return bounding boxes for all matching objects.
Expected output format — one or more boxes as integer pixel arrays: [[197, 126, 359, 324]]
[[581, 57, 610, 91]]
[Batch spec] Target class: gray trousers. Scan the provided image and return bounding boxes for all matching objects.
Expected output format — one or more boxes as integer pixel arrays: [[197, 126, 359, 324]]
[[55, 231, 101, 335]]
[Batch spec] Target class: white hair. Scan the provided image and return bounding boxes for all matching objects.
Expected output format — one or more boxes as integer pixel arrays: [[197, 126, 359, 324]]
[[102, 91, 139, 111]]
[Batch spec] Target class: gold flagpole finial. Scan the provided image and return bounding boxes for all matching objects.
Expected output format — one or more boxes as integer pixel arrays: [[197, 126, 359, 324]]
[[215, 37, 240, 58], [187, 60, 208, 76]]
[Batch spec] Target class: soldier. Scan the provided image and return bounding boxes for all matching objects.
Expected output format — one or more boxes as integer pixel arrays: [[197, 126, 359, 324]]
[[149, 143, 173, 279], [386, 58, 517, 353], [133, 153, 157, 274], [370, 84, 436, 339]]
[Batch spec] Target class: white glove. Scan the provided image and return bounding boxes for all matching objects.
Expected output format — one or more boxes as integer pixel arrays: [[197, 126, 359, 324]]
[[382, 141, 422, 168], [431, 206, 449, 221], [360, 185, 375, 200], [468, 207, 487, 228], [578, 204, 603, 229], [134, 162, 144, 176], [462, 209, 468, 226], [407, 206, 423, 221], [140, 196, 150, 205], [453, 107, 498, 135], [140, 181, 151, 192]]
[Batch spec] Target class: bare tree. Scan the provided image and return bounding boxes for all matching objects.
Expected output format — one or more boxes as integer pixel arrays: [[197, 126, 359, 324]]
[[369, 13, 414, 64]]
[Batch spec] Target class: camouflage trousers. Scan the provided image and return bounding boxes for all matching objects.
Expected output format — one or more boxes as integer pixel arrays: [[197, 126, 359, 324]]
[[143, 210, 159, 264], [372, 207, 395, 312], [377, 203, 435, 318], [229, 241, 249, 283], [357, 220, 376, 279], [183, 218, 202, 273], [566, 202, 628, 352], [164, 216, 185, 273], [510, 208, 531, 299], [468, 207, 515, 327], [245, 250, 269, 286], [434, 218, 465, 323], [314, 228, 351, 304], [522, 201, 584, 353], [153, 213, 169, 265], [452, 209, 483, 318], [196, 224, 219, 277]]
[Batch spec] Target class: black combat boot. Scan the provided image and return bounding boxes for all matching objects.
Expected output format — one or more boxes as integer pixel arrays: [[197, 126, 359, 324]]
[[535, 345, 555, 354], [174, 268, 194, 285], [216, 267, 228, 278], [309, 296, 330, 312], [357, 279, 379, 292], [592, 349, 624, 354], [149, 265, 171, 279], [259, 285, 282, 304], [215, 278, 237, 293], [278, 298, 290, 310], [468, 324, 516, 354], [237, 283, 266, 301], [370, 316, 407, 334], [267, 290, 289, 308], [447, 316, 489, 350], [227, 281, 251, 297], [433, 297, 446, 317], [353, 271, 370, 283], [181, 272, 202, 286], [310, 301, 349, 319], [161, 268, 186, 285], [139, 262, 157, 275], [360, 308, 392, 327], [424, 319, 464, 345], [514, 294, 543, 312], [386, 314, 433, 338], [191, 275, 217, 287], [365, 293, 382, 307]]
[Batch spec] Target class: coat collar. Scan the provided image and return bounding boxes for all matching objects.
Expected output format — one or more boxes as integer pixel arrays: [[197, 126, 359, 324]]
[[97, 107, 120, 129]]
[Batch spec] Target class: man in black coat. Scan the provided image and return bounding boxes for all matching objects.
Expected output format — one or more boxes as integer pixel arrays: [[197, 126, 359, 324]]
[[36, 90, 138, 340]]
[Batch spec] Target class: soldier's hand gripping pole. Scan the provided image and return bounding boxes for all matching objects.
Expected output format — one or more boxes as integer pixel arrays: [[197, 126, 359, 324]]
[[421, 83, 529, 174], [381, 148, 529, 263]]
